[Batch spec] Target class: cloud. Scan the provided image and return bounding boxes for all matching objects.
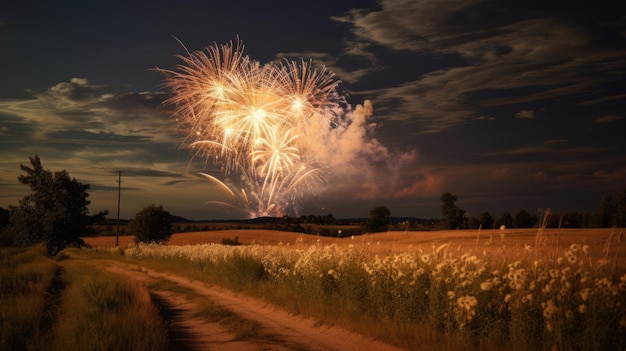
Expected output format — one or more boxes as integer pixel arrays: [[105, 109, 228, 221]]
[[275, 40, 382, 84], [334, 0, 626, 133], [593, 115, 622, 124], [0, 78, 172, 142], [515, 110, 536, 119]]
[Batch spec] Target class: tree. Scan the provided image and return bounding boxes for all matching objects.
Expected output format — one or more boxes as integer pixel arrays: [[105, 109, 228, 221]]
[[0, 207, 11, 246], [595, 193, 614, 227], [0, 207, 9, 228], [130, 205, 172, 244], [364, 206, 391, 233], [440, 192, 464, 229], [498, 212, 513, 228], [613, 188, 626, 227], [7, 155, 107, 255], [513, 209, 535, 228], [478, 211, 494, 229]]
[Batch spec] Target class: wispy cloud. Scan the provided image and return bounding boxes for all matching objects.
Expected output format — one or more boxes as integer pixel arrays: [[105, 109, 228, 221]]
[[0, 78, 172, 142], [593, 115, 623, 124], [333, 0, 626, 133], [515, 110, 536, 119]]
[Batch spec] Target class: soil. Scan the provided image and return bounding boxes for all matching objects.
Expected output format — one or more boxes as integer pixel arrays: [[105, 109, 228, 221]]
[[90, 259, 406, 351]]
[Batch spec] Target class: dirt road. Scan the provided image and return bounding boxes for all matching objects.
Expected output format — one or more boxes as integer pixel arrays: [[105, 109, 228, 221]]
[[92, 259, 406, 351]]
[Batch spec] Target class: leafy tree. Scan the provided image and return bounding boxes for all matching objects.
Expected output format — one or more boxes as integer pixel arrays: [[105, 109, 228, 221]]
[[130, 204, 172, 244], [478, 211, 494, 229], [440, 192, 464, 229], [0, 207, 9, 228], [559, 211, 584, 228], [613, 188, 626, 227], [364, 206, 391, 233], [595, 193, 614, 227], [498, 212, 513, 228], [0, 207, 11, 246], [7, 155, 107, 255], [513, 209, 535, 228]]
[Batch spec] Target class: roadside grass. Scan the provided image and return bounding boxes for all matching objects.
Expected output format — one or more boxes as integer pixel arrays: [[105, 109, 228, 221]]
[[0, 245, 168, 351], [80, 227, 626, 351], [45, 260, 168, 351], [0, 245, 58, 350]]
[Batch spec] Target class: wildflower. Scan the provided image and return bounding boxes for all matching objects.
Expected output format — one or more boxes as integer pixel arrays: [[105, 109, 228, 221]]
[[578, 304, 587, 313], [542, 299, 559, 319], [457, 295, 478, 309], [580, 288, 592, 301], [566, 254, 577, 265], [504, 294, 512, 303], [480, 281, 493, 291], [582, 245, 590, 254], [420, 254, 431, 264], [447, 291, 456, 299]]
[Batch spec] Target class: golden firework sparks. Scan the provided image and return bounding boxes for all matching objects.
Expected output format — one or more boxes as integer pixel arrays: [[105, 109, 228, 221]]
[[159, 38, 344, 217]]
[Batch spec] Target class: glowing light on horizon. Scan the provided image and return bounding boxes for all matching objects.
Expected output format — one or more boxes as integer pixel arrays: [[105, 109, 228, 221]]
[[160, 38, 344, 217]]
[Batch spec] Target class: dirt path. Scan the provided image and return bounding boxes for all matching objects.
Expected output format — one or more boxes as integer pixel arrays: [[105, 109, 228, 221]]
[[90, 259, 406, 351]]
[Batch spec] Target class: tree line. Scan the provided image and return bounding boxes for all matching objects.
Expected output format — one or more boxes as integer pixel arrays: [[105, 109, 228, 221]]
[[439, 190, 626, 230], [2, 155, 623, 256]]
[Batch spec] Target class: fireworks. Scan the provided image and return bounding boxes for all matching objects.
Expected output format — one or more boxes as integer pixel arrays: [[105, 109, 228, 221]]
[[160, 38, 345, 217]]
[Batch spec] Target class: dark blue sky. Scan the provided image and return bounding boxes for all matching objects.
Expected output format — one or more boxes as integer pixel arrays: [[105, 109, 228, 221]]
[[1, 0, 625, 220]]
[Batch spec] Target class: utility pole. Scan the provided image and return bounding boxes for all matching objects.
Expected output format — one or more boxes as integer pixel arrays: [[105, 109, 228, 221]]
[[116, 171, 123, 247]]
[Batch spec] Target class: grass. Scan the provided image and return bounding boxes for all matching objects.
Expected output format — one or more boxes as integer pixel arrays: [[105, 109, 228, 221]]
[[84, 226, 626, 351], [0, 245, 168, 351], [7, 227, 621, 350]]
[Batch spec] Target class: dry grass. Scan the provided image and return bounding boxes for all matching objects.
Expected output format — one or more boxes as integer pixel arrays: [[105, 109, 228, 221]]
[[84, 227, 625, 270]]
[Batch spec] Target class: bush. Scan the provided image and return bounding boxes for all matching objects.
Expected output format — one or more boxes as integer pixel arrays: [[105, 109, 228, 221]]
[[221, 236, 241, 246], [130, 205, 172, 244]]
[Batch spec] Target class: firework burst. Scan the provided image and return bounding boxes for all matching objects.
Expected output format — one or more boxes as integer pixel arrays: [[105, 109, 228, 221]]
[[159, 38, 344, 217]]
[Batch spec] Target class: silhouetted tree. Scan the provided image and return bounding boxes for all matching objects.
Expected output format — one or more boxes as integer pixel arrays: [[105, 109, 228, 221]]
[[364, 206, 391, 233], [440, 192, 464, 229], [0, 207, 11, 246], [0, 207, 9, 229], [560, 211, 584, 228], [6, 155, 108, 255], [595, 193, 614, 227], [614, 188, 626, 227], [130, 204, 172, 244], [513, 209, 535, 228], [478, 211, 494, 229], [498, 212, 513, 228]]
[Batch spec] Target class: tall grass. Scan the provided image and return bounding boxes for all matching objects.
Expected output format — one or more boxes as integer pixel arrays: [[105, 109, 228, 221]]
[[43, 261, 168, 351], [1, 245, 168, 351], [0, 245, 58, 350], [105, 228, 626, 351]]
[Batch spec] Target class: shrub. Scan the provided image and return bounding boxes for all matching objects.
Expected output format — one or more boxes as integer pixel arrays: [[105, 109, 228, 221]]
[[130, 205, 172, 244]]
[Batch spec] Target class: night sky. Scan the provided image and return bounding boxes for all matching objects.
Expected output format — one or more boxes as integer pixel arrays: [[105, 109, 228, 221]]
[[1, 0, 624, 220]]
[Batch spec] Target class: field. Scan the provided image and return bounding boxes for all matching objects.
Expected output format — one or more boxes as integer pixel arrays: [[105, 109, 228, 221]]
[[3, 227, 625, 350]]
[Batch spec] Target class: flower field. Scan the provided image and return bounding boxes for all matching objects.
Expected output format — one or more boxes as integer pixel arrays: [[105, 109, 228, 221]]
[[103, 228, 625, 350]]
